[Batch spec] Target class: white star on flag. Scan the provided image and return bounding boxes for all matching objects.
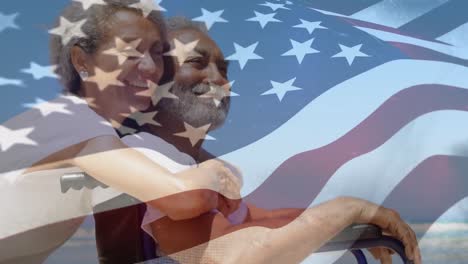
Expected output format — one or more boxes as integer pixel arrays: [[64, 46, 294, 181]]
[[199, 85, 230, 107], [130, 0, 166, 17], [282, 38, 319, 64], [82, 96, 98, 108], [0, 12, 19, 33], [103, 37, 143, 65], [174, 123, 211, 146], [205, 134, 216, 141], [261, 77, 303, 101], [224, 81, 240, 96], [246, 11, 281, 28], [129, 110, 160, 127], [20, 62, 58, 80], [285, 1, 293, 5], [0, 77, 23, 87], [22, 98, 72, 117], [259, 2, 291, 11], [164, 38, 201, 66], [118, 105, 140, 119], [137, 81, 178, 106], [73, 0, 107, 11], [48, 17, 87, 46], [226, 42, 263, 70], [66, 95, 97, 109], [332, 43, 370, 65], [117, 125, 137, 136], [0, 126, 37, 151], [104, 119, 137, 136], [192, 8, 228, 30], [85, 67, 124, 90], [293, 19, 327, 34]]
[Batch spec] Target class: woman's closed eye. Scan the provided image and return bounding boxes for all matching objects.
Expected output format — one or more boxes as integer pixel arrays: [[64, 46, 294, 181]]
[[119, 45, 144, 59]]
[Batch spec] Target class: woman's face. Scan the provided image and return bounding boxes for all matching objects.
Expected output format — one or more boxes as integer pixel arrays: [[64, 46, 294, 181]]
[[83, 9, 164, 114]]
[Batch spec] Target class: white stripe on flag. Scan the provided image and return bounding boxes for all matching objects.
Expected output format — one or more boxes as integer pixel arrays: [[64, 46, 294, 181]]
[[304, 110, 468, 264], [220, 60, 468, 196], [0, 77, 23, 87], [308, 8, 348, 18], [437, 21, 468, 47], [356, 26, 468, 59], [351, 0, 450, 28], [312, 110, 468, 206]]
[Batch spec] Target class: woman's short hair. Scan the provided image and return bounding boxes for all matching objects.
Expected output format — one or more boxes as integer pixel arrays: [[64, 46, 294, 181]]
[[50, 0, 167, 95]]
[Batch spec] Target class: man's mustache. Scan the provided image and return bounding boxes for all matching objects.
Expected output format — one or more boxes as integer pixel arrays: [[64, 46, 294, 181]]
[[191, 83, 228, 99], [191, 83, 210, 95]]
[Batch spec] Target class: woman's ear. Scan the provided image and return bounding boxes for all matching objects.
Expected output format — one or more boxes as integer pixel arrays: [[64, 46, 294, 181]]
[[70, 45, 89, 73]]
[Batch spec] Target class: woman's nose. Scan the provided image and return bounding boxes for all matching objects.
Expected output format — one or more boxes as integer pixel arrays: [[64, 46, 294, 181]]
[[137, 51, 158, 78]]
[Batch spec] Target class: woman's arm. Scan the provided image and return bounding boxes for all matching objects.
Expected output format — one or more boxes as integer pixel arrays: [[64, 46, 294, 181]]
[[71, 135, 237, 220], [152, 197, 420, 264]]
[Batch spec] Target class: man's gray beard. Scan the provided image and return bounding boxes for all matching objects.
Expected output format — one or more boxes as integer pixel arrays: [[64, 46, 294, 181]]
[[156, 82, 230, 130]]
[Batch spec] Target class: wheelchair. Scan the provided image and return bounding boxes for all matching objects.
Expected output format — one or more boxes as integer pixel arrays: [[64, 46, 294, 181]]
[[61, 173, 413, 264]]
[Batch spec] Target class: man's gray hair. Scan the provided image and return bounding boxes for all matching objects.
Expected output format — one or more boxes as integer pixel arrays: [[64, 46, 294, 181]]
[[50, 0, 167, 95], [166, 16, 208, 34]]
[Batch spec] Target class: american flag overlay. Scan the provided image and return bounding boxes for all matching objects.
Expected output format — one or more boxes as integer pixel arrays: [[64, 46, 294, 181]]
[[1, 0, 468, 263]]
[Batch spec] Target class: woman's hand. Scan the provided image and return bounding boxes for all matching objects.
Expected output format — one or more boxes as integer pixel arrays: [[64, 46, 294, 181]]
[[156, 159, 241, 221], [199, 160, 243, 218], [174, 159, 241, 198], [349, 197, 422, 264], [197, 159, 242, 200]]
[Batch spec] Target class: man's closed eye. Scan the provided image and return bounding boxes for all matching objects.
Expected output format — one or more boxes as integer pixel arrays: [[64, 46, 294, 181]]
[[185, 56, 208, 68]]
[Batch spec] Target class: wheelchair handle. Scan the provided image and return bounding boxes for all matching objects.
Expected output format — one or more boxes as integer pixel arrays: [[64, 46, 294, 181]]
[[318, 224, 414, 264], [60, 172, 108, 193]]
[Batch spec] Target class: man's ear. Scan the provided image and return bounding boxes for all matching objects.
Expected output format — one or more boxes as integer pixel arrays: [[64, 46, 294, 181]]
[[70, 45, 90, 73]]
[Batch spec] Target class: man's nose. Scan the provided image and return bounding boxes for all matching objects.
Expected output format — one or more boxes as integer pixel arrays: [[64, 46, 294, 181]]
[[203, 63, 228, 88], [137, 51, 158, 79]]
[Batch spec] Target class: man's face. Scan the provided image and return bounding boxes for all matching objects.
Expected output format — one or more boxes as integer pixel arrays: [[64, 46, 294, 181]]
[[157, 28, 231, 130]]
